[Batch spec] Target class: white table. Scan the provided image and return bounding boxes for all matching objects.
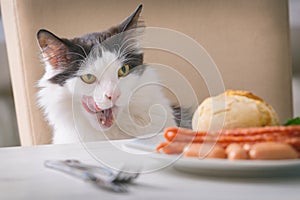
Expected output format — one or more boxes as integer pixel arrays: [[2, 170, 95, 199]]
[[1, 141, 300, 200]]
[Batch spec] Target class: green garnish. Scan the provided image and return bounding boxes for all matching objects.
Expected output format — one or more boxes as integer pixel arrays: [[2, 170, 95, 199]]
[[284, 117, 300, 126]]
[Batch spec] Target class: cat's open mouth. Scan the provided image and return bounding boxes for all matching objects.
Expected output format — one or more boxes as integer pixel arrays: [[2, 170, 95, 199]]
[[81, 95, 114, 128]]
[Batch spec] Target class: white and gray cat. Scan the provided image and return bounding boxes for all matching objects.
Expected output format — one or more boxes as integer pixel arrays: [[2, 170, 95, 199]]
[[37, 5, 189, 144]]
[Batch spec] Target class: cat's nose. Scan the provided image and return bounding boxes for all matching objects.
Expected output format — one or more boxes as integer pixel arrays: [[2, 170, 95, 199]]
[[103, 88, 120, 103], [105, 94, 112, 100], [105, 92, 120, 103]]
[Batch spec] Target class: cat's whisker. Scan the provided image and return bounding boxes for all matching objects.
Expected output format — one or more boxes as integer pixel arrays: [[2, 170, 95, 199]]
[[119, 42, 139, 57], [74, 43, 88, 58], [118, 50, 139, 64], [89, 44, 103, 59], [119, 47, 138, 58], [65, 51, 86, 60], [59, 59, 85, 70], [113, 43, 121, 54], [121, 55, 143, 65], [118, 35, 136, 49], [117, 36, 140, 57], [69, 59, 85, 66]]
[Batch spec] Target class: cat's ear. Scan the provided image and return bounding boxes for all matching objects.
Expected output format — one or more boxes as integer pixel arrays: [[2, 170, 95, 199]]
[[37, 29, 73, 69], [118, 4, 143, 32]]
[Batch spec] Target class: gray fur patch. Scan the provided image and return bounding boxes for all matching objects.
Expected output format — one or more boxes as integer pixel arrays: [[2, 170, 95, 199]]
[[172, 106, 193, 129]]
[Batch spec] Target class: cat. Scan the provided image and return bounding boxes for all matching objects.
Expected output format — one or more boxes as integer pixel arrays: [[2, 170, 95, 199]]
[[37, 4, 185, 144]]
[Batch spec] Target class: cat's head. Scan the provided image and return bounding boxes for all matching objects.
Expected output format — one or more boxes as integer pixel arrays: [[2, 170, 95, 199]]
[[37, 5, 145, 131]]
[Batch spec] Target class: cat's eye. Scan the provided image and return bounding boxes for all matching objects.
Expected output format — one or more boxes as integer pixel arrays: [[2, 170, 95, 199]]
[[118, 64, 130, 77], [80, 74, 97, 84]]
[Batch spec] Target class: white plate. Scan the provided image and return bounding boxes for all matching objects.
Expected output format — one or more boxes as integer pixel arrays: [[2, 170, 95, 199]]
[[124, 136, 300, 177], [152, 154, 300, 177]]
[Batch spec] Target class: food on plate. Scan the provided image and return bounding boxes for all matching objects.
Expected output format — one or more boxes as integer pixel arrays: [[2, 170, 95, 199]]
[[225, 143, 248, 160], [161, 126, 300, 150], [157, 90, 300, 161], [184, 144, 226, 158], [284, 117, 300, 126], [156, 142, 186, 155], [192, 90, 279, 131], [249, 142, 298, 160], [156, 126, 300, 160]]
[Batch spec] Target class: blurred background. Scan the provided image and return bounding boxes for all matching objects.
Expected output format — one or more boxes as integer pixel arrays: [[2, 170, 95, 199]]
[[0, 0, 299, 147], [0, 12, 19, 147]]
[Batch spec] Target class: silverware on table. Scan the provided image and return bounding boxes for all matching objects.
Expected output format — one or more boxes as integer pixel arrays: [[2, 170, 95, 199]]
[[44, 159, 139, 193]]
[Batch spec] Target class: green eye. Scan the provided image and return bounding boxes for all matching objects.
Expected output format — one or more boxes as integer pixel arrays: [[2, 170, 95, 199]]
[[118, 64, 130, 77], [80, 74, 97, 84]]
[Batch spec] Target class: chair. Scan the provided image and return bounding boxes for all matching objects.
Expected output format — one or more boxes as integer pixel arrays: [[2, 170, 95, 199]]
[[1, 0, 292, 146]]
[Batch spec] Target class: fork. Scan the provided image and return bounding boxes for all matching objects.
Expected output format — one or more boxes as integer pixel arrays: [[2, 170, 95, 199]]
[[44, 159, 139, 192], [63, 159, 139, 183]]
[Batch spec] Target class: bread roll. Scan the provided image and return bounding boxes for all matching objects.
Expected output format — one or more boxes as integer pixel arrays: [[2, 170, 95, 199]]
[[192, 90, 279, 131]]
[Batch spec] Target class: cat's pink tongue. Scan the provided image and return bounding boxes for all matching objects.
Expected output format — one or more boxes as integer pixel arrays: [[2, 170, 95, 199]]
[[82, 95, 101, 113], [82, 95, 114, 128]]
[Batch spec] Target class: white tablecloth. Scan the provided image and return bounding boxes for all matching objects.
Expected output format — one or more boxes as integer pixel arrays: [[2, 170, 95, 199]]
[[0, 141, 300, 200]]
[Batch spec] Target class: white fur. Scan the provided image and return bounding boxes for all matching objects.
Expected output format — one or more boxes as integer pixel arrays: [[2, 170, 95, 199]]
[[38, 47, 176, 144]]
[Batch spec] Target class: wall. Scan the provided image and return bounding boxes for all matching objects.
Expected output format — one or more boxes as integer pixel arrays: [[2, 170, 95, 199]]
[[0, 10, 20, 147], [290, 0, 300, 117]]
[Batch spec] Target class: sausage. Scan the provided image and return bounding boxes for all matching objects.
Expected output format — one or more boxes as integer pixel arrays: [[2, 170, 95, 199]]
[[162, 126, 300, 154], [156, 142, 186, 154], [158, 126, 300, 160], [225, 143, 248, 160], [249, 142, 298, 160], [184, 143, 226, 159], [164, 126, 300, 141]]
